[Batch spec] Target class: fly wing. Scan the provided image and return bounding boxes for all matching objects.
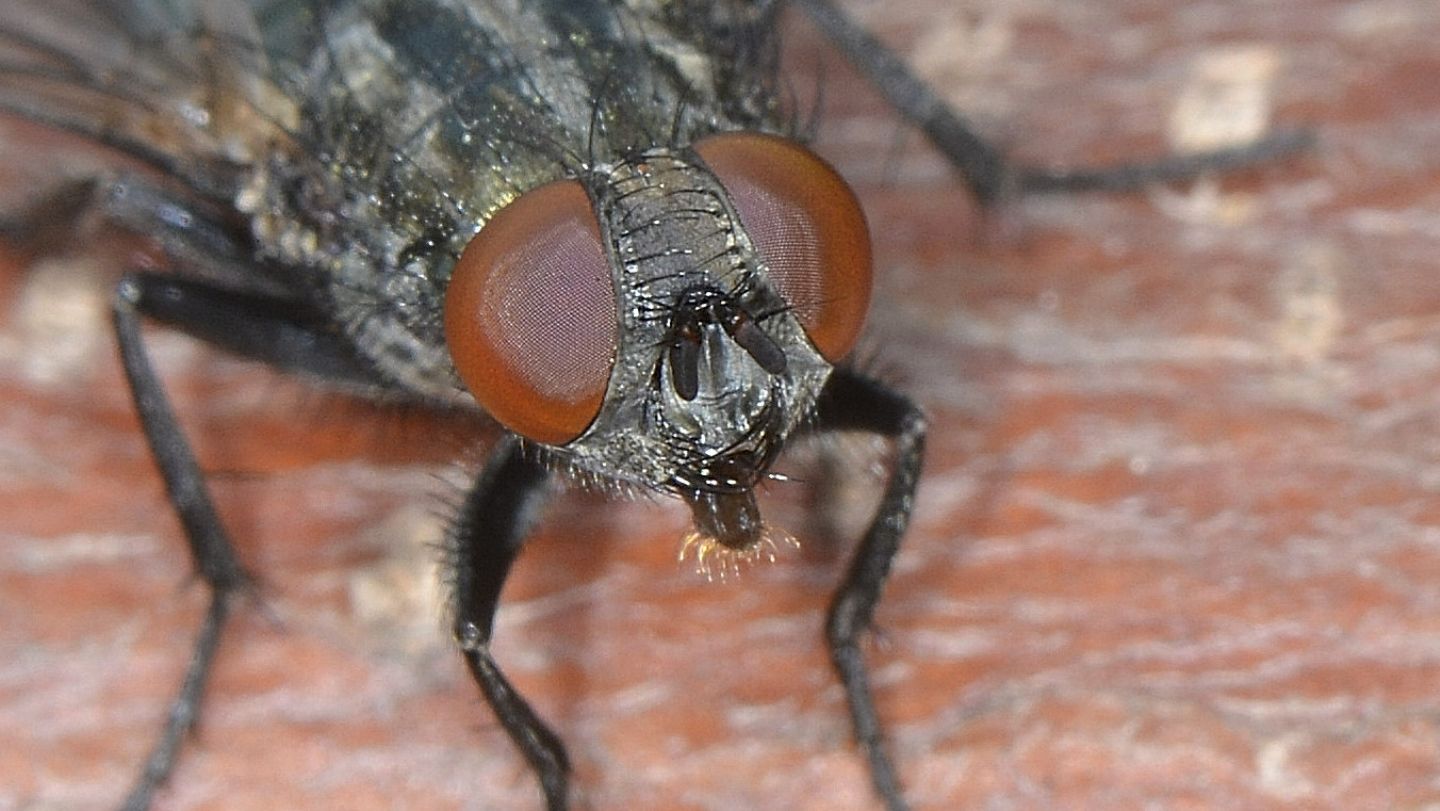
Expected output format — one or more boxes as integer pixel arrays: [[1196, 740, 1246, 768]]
[[0, 0, 350, 304], [0, 0, 304, 203]]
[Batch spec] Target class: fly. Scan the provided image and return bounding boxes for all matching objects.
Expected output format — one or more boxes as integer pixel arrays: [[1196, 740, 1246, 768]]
[[0, 1, 1309, 809]]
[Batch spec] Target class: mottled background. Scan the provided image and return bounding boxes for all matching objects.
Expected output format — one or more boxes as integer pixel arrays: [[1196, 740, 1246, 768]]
[[3, 0, 1438, 809]]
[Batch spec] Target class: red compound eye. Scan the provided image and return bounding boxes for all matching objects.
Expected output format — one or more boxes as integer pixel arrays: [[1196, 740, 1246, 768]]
[[444, 180, 616, 445], [695, 132, 873, 361]]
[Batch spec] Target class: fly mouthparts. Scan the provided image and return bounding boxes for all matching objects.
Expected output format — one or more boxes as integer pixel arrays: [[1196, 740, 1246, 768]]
[[676, 525, 800, 582], [678, 486, 800, 581]]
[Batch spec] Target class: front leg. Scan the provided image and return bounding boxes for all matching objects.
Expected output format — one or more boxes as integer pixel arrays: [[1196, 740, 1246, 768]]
[[110, 269, 390, 811], [811, 368, 927, 811], [447, 438, 569, 810]]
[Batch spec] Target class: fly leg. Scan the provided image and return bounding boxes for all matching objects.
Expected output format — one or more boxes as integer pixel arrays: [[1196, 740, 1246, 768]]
[[120, 271, 380, 389], [5, 160, 383, 809], [2, 173, 271, 288], [792, 0, 1311, 203], [111, 271, 384, 811], [448, 438, 569, 811], [7, 169, 379, 387], [113, 279, 247, 811], [811, 369, 927, 811]]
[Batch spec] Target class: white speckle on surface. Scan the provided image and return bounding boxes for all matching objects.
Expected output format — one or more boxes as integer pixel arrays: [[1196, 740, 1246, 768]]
[[1256, 734, 1317, 799], [5, 258, 107, 387], [1168, 45, 1281, 153]]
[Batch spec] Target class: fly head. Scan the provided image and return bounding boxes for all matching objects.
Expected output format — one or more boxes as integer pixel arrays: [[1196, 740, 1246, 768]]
[[443, 132, 873, 575]]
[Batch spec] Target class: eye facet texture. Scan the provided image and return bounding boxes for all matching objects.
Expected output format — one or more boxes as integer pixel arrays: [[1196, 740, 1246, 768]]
[[444, 180, 616, 445], [695, 132, 873, 362]]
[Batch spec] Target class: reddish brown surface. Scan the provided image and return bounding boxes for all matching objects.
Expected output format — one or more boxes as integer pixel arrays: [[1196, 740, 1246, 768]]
[[4, 1, 1440, 809]]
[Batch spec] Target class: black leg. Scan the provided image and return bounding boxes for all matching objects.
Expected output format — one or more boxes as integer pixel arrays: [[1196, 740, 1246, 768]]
[[448, 438, 569, 811], [113, 279, 253, 811], [110, 270, 390, 810], [123, 271, 381, 390], [811, 369, 927, 811], [0, 96, 212, 195], [791, 0, 1312, 204], [1010, 131, 1314, 195], [0, 173, 293, 297], [6, 173, 382, 388]]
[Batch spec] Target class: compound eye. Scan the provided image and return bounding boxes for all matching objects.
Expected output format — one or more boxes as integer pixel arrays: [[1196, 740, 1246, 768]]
[[444, 180, 616, 445], [694, 132, 872, 361]]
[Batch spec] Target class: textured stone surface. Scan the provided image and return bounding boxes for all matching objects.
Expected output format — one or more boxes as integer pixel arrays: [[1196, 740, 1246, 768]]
[[4, 0, 1440, 809]]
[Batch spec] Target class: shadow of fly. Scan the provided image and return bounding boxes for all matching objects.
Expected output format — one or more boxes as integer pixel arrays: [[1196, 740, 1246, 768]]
[[0, 1, 1309, 808]]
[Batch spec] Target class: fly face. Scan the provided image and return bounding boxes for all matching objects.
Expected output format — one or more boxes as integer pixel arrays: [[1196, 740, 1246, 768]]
[[444, 135, 872, 569]]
